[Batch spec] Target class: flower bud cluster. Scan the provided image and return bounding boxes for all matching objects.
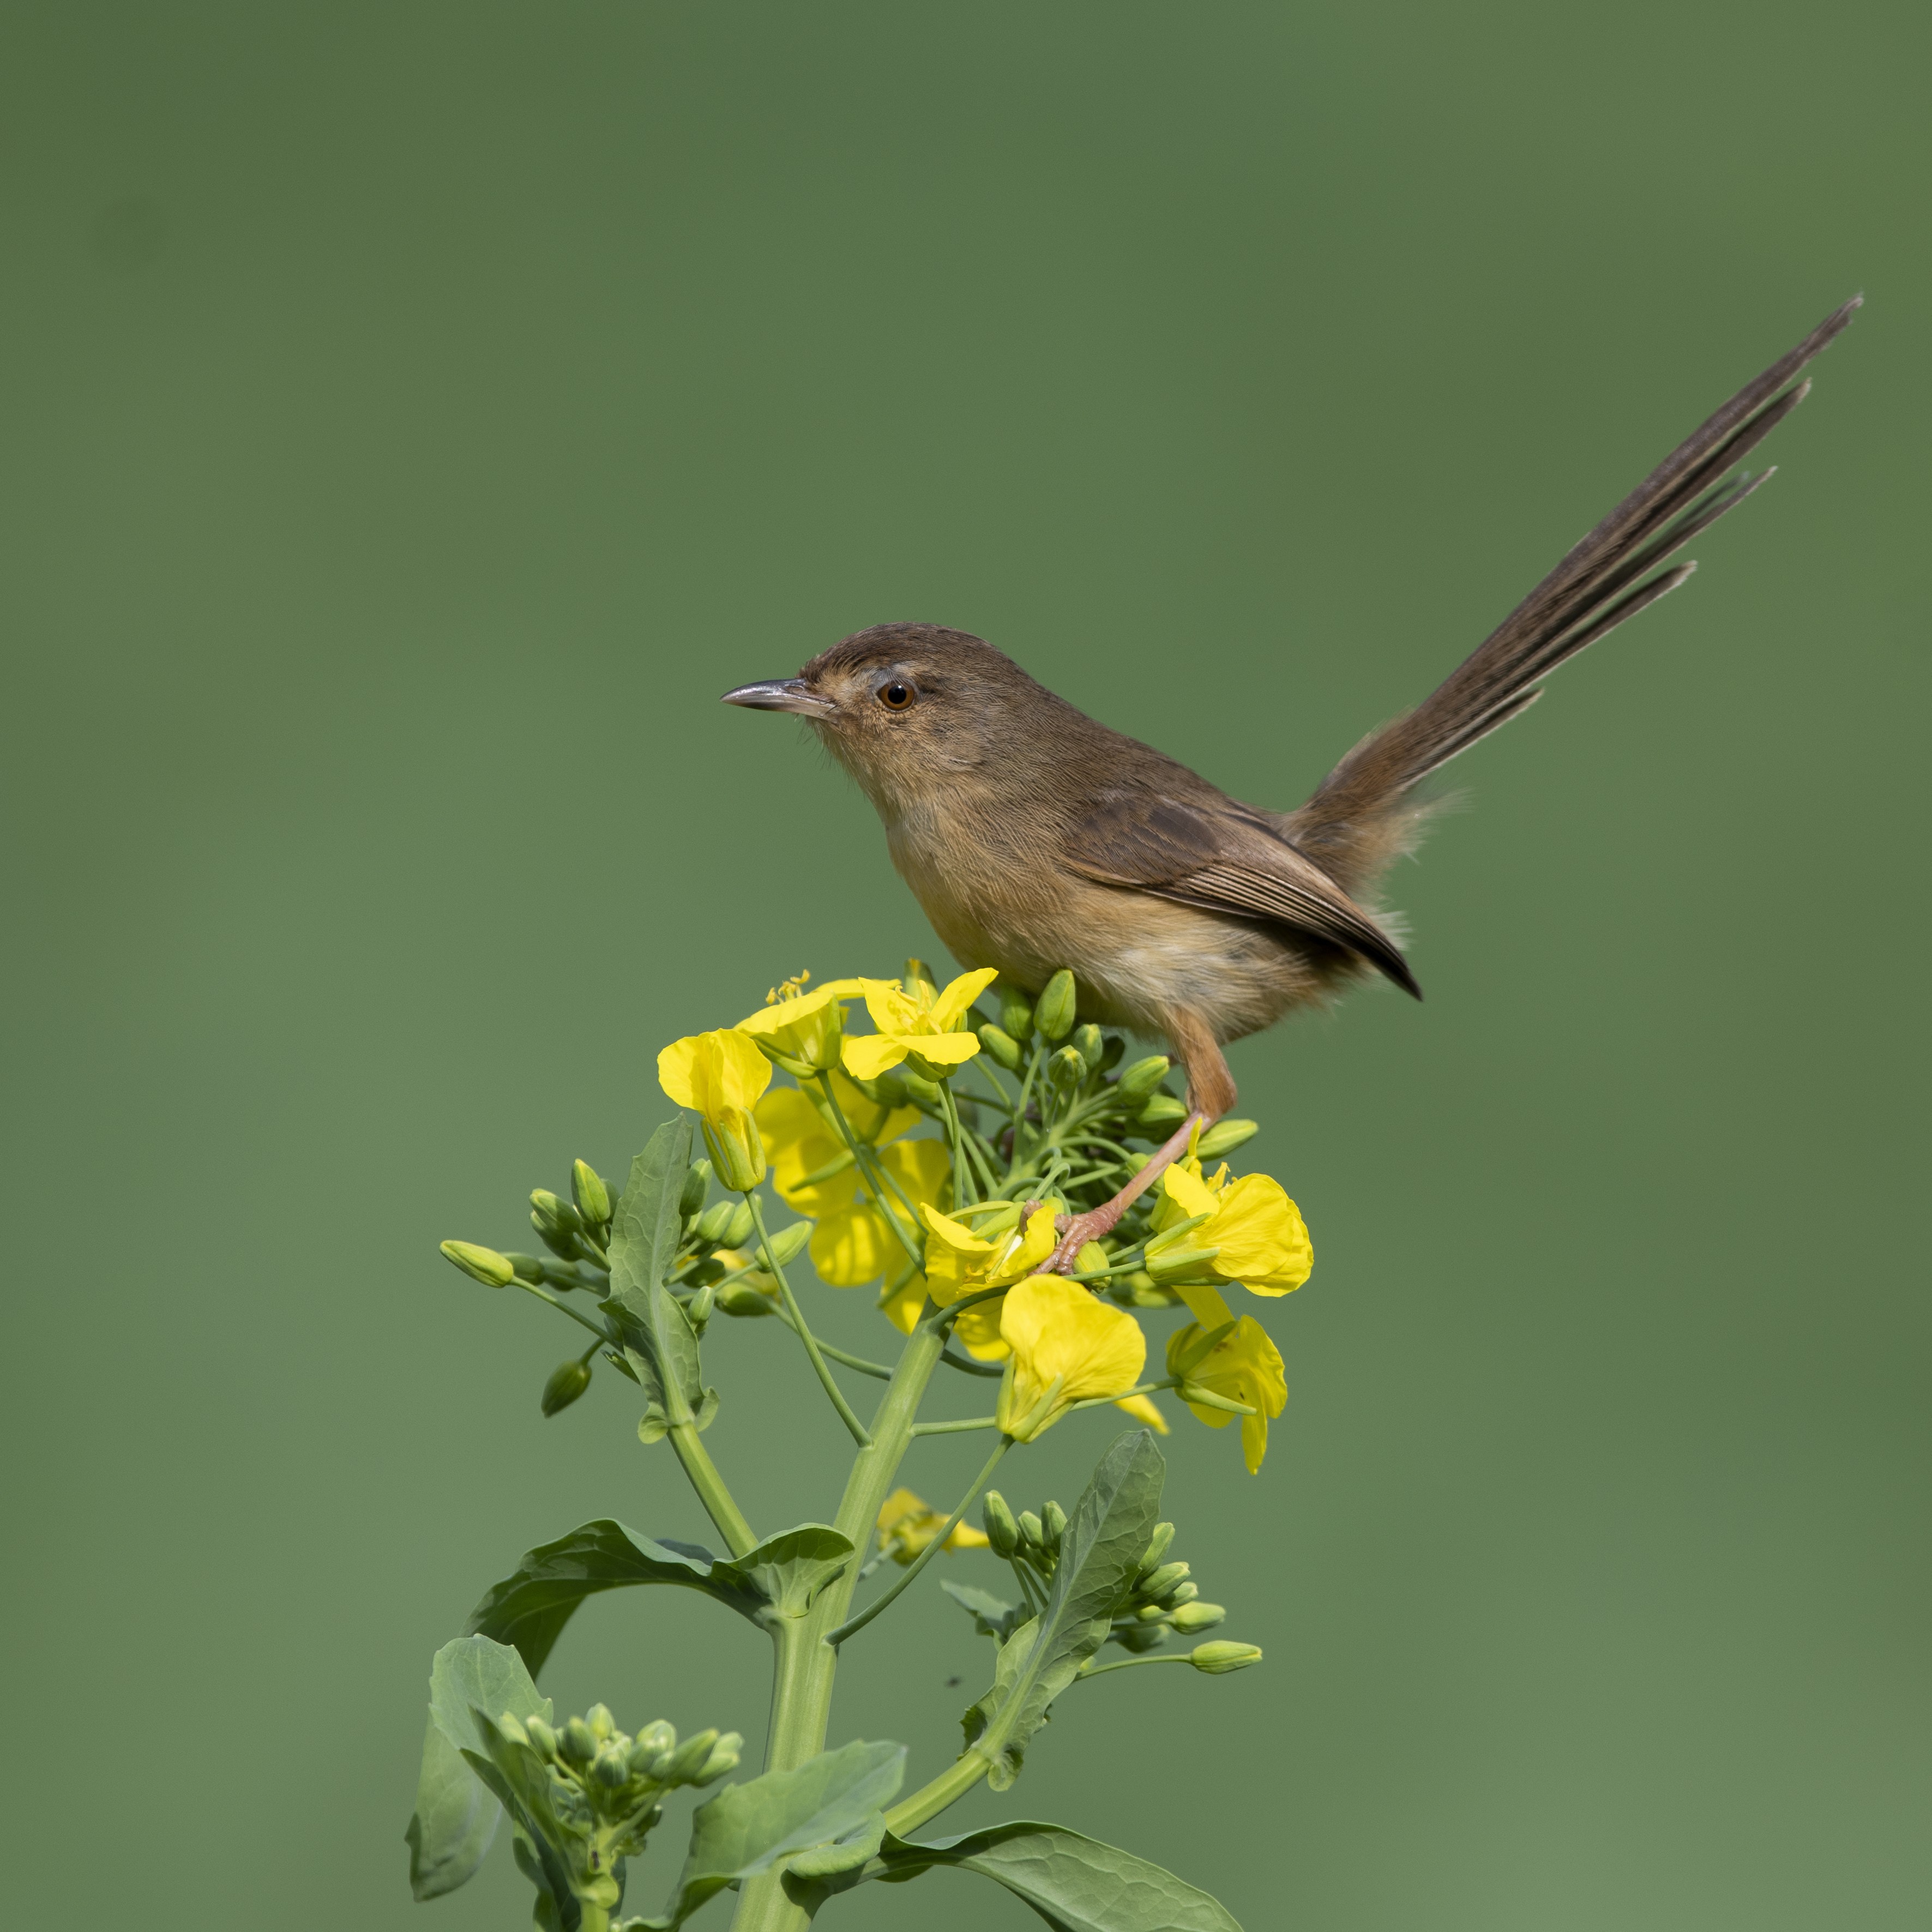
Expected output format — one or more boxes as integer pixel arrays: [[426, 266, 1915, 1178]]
[[980, 1494, 1233, 1656], [482, 1702, 743, 1916]]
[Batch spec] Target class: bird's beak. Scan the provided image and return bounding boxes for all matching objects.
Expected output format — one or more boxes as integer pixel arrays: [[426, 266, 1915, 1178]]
[[720, 678, 835, 718]]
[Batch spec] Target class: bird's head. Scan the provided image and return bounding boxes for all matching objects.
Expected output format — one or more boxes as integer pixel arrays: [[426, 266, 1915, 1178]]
[[722, 623, 1062, 812]]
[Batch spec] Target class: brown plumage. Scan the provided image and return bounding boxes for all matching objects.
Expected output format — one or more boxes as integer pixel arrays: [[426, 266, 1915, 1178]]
[[725, 299, 1858, 1255]]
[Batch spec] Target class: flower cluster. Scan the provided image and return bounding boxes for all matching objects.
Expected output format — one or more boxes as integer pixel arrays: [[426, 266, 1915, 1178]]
[[640, 958, 1313, 1473]]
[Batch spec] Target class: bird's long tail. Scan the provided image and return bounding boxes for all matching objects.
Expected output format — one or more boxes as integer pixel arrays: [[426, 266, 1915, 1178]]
[[1286, 298, 1859, 889]]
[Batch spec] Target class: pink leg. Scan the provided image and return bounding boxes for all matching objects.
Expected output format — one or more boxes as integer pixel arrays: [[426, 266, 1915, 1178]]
[[1044, 1110, 1208, 1274]]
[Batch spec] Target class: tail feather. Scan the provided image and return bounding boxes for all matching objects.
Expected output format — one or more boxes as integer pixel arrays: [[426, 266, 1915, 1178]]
[[1288, 298, 1859, 876]]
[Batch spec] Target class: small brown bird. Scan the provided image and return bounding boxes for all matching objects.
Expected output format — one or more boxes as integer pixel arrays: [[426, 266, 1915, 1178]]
[[725, 300, 1858, 1262]]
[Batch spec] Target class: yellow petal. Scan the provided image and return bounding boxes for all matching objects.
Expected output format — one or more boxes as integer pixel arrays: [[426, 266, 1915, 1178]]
[[810, 1202, 896, 1287], [1206, 1174, 1313, 1292], [996, 1275, 1147, 1439], [657, 1028, 772, 1120], [944, 1521, 992, 1552], [858, 978, 923, 1034], [878, 1136, 952, 1209], [1114, 1391, 1170, 1433], [878, 1266, 928, 1335], [1160, 1161, 1220, 1225], [927, 966, 1000, 1032], [986, 1202, 1061, 1287], [1175, 1283, 1236, 1329], [840, 1033, 909, 1081], [904, 1031, 981, 1066], [952, 1294, 1012, 1360], [876, 1487, 928, 1537]]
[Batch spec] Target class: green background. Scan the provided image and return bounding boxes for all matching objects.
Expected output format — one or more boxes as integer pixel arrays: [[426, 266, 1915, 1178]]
[[2, 4, 1924, 1927]]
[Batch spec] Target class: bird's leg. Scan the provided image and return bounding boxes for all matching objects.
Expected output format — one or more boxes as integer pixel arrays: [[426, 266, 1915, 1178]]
[[1044, 1109, 1209, 1271], [1045, 1012, 1234, 1275]]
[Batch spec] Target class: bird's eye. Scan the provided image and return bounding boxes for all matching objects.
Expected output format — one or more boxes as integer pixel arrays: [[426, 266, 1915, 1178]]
[[878, 681, 915, 711]]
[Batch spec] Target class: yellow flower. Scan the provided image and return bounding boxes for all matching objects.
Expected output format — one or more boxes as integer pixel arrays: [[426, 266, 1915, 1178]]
[[756, 1082, 947, 1289], [736, 978, 864, 1076], [1165, 1285, 1287, 1474], [995, 1274, 1148, 1442], [1150, 1159, 1313, 1297], [657, 1028, 774, 1190], [874, 1487, 991, 1566], [919, 1201, 1058, 1306], [840, 968, 999, 1081]]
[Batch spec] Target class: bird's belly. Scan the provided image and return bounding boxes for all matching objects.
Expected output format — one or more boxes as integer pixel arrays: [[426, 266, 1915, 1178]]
[[885, 811, 1337, 1042]]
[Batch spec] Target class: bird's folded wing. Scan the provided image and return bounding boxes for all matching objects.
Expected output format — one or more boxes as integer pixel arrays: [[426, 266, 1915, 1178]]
[[1061, 791, 1422, 998]]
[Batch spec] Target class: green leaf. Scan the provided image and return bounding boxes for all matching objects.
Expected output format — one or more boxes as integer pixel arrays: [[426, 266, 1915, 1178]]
[[962, 1430, 1164, 1789], [607, 1120, 704, 1427], [654, 1740, 906, 1926], [466, 1519, 766, 1676], [713, 1524, 856, 1622], [405, 1635, 552, 1901], [939, 1578, 1019, 1640], [874, 1821, 1243, 1931]]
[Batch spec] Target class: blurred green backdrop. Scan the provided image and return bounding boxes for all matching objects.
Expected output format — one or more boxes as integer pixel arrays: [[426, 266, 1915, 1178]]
[[1, 4, 1924, 1928]]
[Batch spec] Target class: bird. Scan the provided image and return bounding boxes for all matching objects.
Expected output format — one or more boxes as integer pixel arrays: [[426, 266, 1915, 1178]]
[[723, 299, 1859, 1266]]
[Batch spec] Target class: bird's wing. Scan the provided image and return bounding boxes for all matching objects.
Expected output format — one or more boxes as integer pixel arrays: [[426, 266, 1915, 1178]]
[[1061, 790, 1422, 998]]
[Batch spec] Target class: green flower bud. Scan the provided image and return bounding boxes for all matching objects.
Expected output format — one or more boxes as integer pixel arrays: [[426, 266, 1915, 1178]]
[[531, 1190, 584, 1259], [904, 957, 938, 999], [1137, 1093, 1189, 1129], [679, 1161, 712, 1218], [1073, 1242, 1110, 1277], [662, 1728, 719, 1784], [1116, 1055, 1171, 1100], [525, 1716, 559, 1759], [691, 1731, 743, 1787], [760, 1219, 813, 1267], [562, 1717, 598, 1765], [585, 1704, 615, 1741], [541, 1358, 593, 1417], [1169, 1600, 1226, 1634], [441, 1241, 515, 1287], [720, 1199, 755, 1250], [1162, 1580, 1200, 1608], [1072, 1022, 1105, 1068], [592, 1746, 630, 1788], [694, 1200, 737, 1245], [998, 989, 1035, 1042], [1135, 1602, 1169, 1623], [982, 1491, 1020, 1556], [1140, 1561, 1190, 1599], [900, 1070, 944, 1105], [572, 1160, 612, 1229], [1112, 1620, 1169, 1653], [629, 1722, 675, 1775], [701, 1106, 766, 1191], [717, 1281, 778, 1317], [977, 1024, 1024, 1072], [1193, 1118, 1259, 1160], [1136, 1522, 1176, 1577], [1190, 1640, 1263, 1675], [495, 1712, 530, 1746], [1045, 1045, 1087, 1097], [499, 1251, 546, 1284], [1034, 969, 1076, 1042], [687, 1284, 716, 1331], [1018, 1510, 1045, 1551], [1041, 1501, 1067, 1553]]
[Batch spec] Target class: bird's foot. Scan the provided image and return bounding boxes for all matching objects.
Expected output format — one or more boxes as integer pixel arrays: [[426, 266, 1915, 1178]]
[[1045, 1111, 1208, 1275]]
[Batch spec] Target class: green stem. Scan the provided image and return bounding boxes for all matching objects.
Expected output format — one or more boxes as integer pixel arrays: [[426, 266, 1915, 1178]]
[[729, 1321, 952, 1932], [668, 1422, 757, 1558], [815, 1074, 926, 1266], [747, 1191, 870, 1447], [940, 1345, 1004, 1379], [882, 1748, 994, 1837], [511, 1278, 614, 1344], [829, 1439, 1010, 1645], [909, 1415, 1000, 1436], [1073, 1652, 1194, 1683]]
